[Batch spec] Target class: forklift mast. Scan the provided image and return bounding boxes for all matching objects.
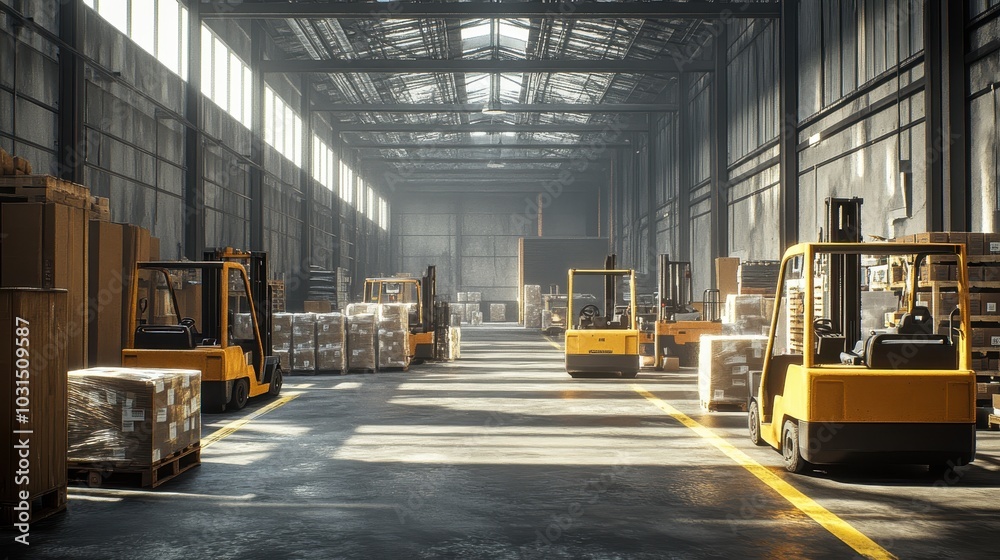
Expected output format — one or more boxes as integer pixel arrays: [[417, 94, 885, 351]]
[[657, 254, 694, 320], [605, 254, 617, 318], [823, 197, 864, 348], [203, 247, 272, 357], [421, 265, 436, 332]]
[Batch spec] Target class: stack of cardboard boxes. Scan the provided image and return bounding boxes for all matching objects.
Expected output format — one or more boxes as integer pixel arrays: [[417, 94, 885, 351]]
[[67, 368, 201, 466], [523, 285, 542, 328], [292, 313, 318, 373], [316, 312, 347, 373], [347, 312, 377, 372], [490, 303, 506, 322], [271, 313, 293, 371], [698, 335, 767, 411], [377, 304, 410, 370]]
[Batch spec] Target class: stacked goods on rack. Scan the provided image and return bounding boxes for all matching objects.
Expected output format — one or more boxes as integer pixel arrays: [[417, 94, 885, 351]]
[[466, 302, 481, 325], [698, 335, 767, 411], [470, 311, 484, 325], [377, 304, 410, 370], [316, 313, 347, 373], [1, 289, 69, 524], [723, 294, 774, 336], [346, 307, 377, 372], [738, 261, 780, 295], [67, 368, 202, 487], [271, 313, 293, 371], [268, 280, 286, 313], [490, 303, 506, 322], [468, 292, 482, 303], [523, 284, 542, 328], [292, 314, 317, 373], [306, 265, 339, 308]]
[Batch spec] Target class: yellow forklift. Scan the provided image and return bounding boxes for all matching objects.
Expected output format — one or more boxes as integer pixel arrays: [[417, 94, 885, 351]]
[[363, 265, 437, 361], [565, 255, 640, 378], [748, 198, 976, 473], [654, 255, 724, 368], [122, 248, 282, 412]]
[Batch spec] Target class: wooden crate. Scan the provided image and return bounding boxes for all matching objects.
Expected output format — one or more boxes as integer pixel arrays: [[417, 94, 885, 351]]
[[0, 175, 90, 209], [68, 444, 201, 489], [0, 289, 69, 526]]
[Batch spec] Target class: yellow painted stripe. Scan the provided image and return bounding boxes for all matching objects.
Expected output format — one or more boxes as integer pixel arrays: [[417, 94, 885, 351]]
[[202, 394, 299, 449], [630, 385, 896, 560], [542, 334, 563, 351]]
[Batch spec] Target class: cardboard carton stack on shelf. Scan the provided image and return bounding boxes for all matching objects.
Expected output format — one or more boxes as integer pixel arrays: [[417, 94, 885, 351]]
[[490, 303, 506, 322], [67, 368, 202, 467], [1, 289, 69, 524], [316, 312, 347, 373], [271, 313, 293, 371], [377, 304, 410, 370], [292, 313, 317, 373], [523, 285, 542, 328]]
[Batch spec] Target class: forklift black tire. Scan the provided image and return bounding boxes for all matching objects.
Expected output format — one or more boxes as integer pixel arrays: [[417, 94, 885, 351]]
[[782, 419, 810, 473], [231, 378, 250, 410], [748, 400, 767, 446], [268, 368, 283, 396]]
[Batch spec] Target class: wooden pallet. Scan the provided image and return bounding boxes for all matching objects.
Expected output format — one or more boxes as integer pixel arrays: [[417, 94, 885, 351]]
[[702, 400, 748, 413], [1, 485, 68, 525], [0, 175, 91, 209], [68, 444, 201, 489]]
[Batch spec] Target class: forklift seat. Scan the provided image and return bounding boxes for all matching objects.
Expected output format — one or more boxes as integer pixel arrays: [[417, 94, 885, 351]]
[[896, 306, 934, 335], [865, 334, 956, 370], [133, 324, 196, 350]]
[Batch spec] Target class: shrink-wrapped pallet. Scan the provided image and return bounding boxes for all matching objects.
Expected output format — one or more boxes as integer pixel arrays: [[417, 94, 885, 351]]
[[697, 336, 767, 411], [377, 304, 410, 369], [316, 312, 347, 372], [450, 326, 462, 359], [465, 303, 480, 322], [523, 285, 542, 328], [490, 303, 506, 322], [271, 313, 293, 370], [468, 292, 482, 302], [68, 368, 202, 466], [348, 313, 377, 371], [470, 311, 483, 326], [292, 313, 317, 372], [346, 302, 378, 316], [456, 292, 468, 302]]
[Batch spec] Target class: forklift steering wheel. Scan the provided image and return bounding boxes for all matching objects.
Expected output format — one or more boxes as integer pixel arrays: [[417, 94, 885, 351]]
[[579, 304, 601, 320], [813, 318, 836, 336]]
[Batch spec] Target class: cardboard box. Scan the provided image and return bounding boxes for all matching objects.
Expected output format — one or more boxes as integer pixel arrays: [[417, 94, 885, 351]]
[[977, 382, 1000, 399], [120, 224, 151, 350], [986, 233, 1000, 255], [1, 202, 89, 369], [916, 232, 950, 244], [716, 257, 740, 300], [968, 293, 982, 315], [919, 264, 951, 282], [984, 266, 1000, 282], [1, 290, 68, 522], [698, 335, 766, 410], [895, 235, 915, 243], [967, 233, 985, 255], [968, 266, 986, 282], [88, 221, 125, 366], [971, 327, 1000, 348], [993, 393, 1000, 410], [980, 293, 1000, 316], [304, 300, 333, 313], [971, 357, 988, 371]]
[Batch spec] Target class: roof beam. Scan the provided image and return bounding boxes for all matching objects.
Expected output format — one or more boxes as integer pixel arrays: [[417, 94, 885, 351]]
[[314, 102, 678, 113], [338, 123, 646, 133], [347, 142, 631, 150], [260, 58, 712, 74], [365, 157, 608, 164], [201, 2, 780, 20]]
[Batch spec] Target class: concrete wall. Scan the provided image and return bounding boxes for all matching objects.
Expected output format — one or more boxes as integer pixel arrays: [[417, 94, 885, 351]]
[[0, 2, 388, 307]]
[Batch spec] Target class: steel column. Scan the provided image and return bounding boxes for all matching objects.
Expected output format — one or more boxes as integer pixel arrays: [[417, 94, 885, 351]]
[[944, 0, 969, 231], [57, 0, 84, 183], [300, 77, 314, 278], [779, 0, 799, 250], [710, 26, 730, 284], [250, 22, 265, 251], [925, 0, 945, 232], [677, 73, 692, 262], [184, 0, 205, 259]]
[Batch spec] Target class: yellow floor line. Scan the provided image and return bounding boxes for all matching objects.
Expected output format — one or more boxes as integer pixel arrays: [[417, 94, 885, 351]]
[[202, 394, 299, 449], [630, 385, 896, 560], [542, 334, 563, 351]]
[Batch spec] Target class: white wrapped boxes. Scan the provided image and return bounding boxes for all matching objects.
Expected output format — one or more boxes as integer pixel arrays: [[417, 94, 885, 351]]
[[698, 335, 767, 411]]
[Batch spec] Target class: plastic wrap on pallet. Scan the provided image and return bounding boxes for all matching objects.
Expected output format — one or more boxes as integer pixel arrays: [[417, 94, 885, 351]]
[[449, 326, 462, 360], [377, 304, 410, 369], [490, 303, 506, 322], [541, 309, 553, 330], [523, 285, 542, 328], [233, 313, 254, 340], [470, 311, 484, 326], [697, 336, 767, 411], [454, 304, 467, 324], [292, 313, 317, 372], [272, 313, 293, 351], [465, 303, 480, 323], [346, 302, 378, 316], [348, 313, 377, 371], [316, 312, 347, 371], [68, 368, 202, 466], [468, 292, 482, 302], [273, 349, 291, 371], [456, 292, 468, 302]]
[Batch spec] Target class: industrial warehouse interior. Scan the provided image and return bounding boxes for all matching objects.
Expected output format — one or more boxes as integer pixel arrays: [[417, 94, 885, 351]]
[[3, 0, 1000, 558]]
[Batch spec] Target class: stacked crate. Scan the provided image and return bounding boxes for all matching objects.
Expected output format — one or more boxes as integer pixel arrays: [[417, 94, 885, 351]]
[[268, 280, 286, 313], [346, 307, 377, 372], [316, 313, 347, 373], [1, 289, 69, 524], [738, 261, 780, 295], [377, 304, 410, 370], [292, 314, 317, 373]]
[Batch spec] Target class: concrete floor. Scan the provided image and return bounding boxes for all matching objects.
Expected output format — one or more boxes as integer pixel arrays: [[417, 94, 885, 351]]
[[5, 325, 1000, 559]]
